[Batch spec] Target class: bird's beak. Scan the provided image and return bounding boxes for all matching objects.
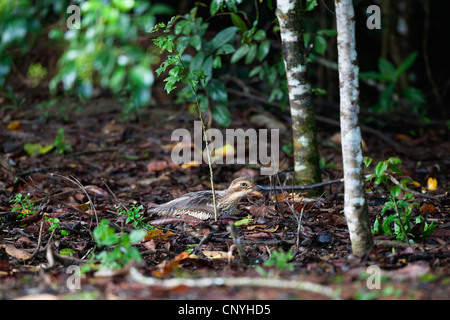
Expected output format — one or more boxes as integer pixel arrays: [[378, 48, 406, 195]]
[[250, 185, 264, 196], [252, 185, 269, 192]]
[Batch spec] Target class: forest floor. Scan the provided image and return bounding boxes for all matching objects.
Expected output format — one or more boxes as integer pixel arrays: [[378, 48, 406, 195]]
[[0, 90, 449, 301]]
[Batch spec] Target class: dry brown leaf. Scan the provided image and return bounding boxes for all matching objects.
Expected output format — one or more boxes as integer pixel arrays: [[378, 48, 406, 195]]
[[3, 244, 31, 261], [7, 121, 21, 131], [201, 250, 229, 259], [152, 252, 189, 278], [420, 204, 436, 214]]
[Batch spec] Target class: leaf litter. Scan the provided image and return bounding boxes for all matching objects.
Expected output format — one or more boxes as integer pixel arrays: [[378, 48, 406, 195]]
[[0, 98, 449, 300]]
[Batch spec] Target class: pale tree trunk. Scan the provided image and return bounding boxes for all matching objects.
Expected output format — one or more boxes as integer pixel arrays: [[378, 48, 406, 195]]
[[276, 0, 322, 190], [335, 0, 373, 255]]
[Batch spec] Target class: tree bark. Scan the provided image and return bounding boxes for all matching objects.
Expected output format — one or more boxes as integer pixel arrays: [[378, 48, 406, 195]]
[[276, 0, 322, 190], [335, 0, 373, 255]]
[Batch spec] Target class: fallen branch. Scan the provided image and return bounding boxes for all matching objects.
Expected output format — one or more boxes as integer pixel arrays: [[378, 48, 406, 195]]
[[129, 267, 340, 299]]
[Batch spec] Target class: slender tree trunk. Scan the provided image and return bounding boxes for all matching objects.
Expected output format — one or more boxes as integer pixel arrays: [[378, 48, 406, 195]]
[[276, 0, 322, 190], [335, 0, 373, 255]]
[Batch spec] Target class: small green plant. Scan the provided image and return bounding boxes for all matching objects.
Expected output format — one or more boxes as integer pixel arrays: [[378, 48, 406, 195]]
[[53, 128, 71, 154], [360, 52, 425, 114], [45, 215, 68, 236], [9, 193, 38, 219], [118, 204, 151, 230], [92, 219, 146, 270], [365, 157, 436, 242], [263, 248, 294, 271]]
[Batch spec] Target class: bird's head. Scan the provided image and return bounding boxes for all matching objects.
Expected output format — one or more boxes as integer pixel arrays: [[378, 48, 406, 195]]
[[226, 177, 263, 198]]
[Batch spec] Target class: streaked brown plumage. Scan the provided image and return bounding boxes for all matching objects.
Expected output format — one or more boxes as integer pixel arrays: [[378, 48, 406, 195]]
[[147, 177, 261, 220]]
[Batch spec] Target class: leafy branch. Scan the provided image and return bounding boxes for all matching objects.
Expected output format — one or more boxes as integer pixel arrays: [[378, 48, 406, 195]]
[[151, 20, 218, 221]]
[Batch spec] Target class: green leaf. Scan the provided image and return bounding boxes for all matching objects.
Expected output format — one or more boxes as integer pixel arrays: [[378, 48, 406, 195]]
[[373, 217, 381, 233], [378, 58, 396, 82], [213, 56, 222, 68], [24, 143, 54, 157], [231, 44, 249, 63], [110, 67, 126, 93], [363, 157, 373, 168], [388, 164, 403, 176], [199, 94, 209, 112], [374, 161, 388, 179], [216, 44, 235, 55], [130, 65, 154, 88], [59, 248, 76, 256], [306, 0, 318, 11], [112, 0, 135, 11], [209, 26, 238, 51], [314, 35, 327, 55], [257, 40, 270, 61], [390, 185, 402, 199], [249, 65, 262, 78], [396, 51, 418, 79], [189, 34, 202, 51], [402, 87, 425, 104], [230, 13, 248, 34], [245, 43, 258, 64], [201, 55, 214, 84], [234, 218, 253, 226], [190, 52, 206, 72], [253, 29, 266, 41], [212, 104, 232, 127], [210, 0, 223, 15], [129, 229, 146, 243], [206, 79, 228, 103]]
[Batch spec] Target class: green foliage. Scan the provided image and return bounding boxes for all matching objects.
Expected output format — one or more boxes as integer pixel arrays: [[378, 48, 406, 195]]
[[0, 0, 43, 86], [92, 219, 146, 270], [45, 215, 68, 236], [118, 204, 151, 230], [53, 128, 71, 154], [27, 63, 47, 87], [49, 0, 173, 117], [365, 157, 436, 242], [360, 52, 425, 114], [263, 248, 294, 271], [9, 193, 38, 219], [24, 142, 54, 157]]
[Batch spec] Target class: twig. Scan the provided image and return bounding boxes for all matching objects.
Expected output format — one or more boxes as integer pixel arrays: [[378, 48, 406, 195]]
[[227, 223, 249, 265], [50, 173, 99, 224], [388, 175, 442, 201], [257, 177, 345, 192], [129, 267, 340, 299]]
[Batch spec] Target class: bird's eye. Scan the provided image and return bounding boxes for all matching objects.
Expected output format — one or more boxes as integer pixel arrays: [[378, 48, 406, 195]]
[[240, 182, 248, 188]]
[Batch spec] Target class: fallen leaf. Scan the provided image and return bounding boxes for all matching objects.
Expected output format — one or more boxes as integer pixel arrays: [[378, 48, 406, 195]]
[[201, 250, 229, 259], [153, 252, 189, 277], [144, 228, 174, 241], [427, 177, 437, 191], [181, 161, 201, 169], [247, 224, 267, 230], [85, 185, 109, 198], [420, 204, 435, 214], [2, 244, 31, 261], [7, 121, 21, 131], [74, 201, 90, 211], [147, 160, 178, 172]]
